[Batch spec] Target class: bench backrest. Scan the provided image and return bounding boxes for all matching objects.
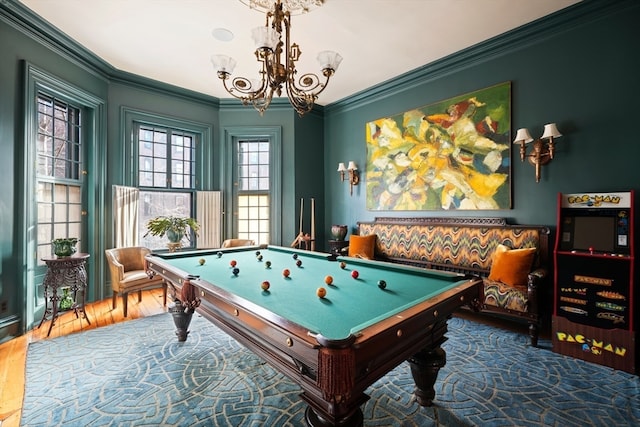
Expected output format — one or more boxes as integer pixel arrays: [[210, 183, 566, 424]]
[[357, 217, 550, 276]]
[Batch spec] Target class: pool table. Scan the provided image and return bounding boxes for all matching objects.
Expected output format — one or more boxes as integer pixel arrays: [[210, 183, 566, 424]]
[[146, 245, 481, 427]]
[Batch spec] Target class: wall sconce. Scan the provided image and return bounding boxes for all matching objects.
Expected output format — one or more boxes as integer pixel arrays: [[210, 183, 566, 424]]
[[513, 123, 562, 183], [337, 161, 360, 195]]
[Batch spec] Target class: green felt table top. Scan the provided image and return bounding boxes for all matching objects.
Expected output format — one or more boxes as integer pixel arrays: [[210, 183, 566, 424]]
[[154, 245, 469, 340]]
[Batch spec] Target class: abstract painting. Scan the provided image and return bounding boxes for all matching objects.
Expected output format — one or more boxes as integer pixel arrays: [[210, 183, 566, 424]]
[[365, 82, 511, 210]]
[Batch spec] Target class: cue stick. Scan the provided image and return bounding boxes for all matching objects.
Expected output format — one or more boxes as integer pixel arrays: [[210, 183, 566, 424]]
[[311, 198, 316, 251], [299, 198, 304, 249]]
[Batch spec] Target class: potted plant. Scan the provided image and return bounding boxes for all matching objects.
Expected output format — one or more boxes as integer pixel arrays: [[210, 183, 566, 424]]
[[144, 216, 200, 243]]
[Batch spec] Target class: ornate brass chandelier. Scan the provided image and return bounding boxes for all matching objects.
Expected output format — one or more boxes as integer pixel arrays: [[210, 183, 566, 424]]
[[211, 0, 342, 117]]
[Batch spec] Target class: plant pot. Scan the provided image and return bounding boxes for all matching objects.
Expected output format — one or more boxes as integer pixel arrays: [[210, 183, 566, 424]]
[[52, 238, 78, 257], [330, 225, 348, 241], [166, 229, 184, 243]]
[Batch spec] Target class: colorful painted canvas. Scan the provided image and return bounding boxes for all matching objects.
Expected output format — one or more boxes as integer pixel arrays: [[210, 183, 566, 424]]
[[365, 82, 511, 210]]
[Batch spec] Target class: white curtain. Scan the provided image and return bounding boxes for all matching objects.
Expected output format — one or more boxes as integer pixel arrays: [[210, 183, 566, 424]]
[[113, 185, 139, 248], [196, 191, 222, 249]]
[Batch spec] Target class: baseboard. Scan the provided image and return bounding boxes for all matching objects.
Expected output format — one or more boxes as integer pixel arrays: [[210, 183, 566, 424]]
[[0, 314, 21, 343]]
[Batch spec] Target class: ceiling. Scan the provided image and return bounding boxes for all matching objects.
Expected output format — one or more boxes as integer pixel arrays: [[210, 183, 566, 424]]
[[19, 0, 581, 106]]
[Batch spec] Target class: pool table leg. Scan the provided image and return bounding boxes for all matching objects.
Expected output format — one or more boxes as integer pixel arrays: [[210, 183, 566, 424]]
[[407, 345, 446, 406], [305, 406, 364, 427]]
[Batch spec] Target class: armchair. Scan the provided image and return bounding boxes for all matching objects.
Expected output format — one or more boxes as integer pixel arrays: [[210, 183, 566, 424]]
[[105, 247, 167, 317], [221, 239, 255, 248]]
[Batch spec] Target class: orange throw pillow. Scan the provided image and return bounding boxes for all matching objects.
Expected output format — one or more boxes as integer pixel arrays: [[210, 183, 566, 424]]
[[348, 235, 376, 259], [488, 244, 536, 287]]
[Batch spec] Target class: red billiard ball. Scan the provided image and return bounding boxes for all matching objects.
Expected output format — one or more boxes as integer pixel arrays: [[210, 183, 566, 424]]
[[351, 270, 359, 279], [283, 268, 290, 278], [261, 280, 270, 291], [296, 259, 302, 267], [316, 287, 327, 298], [340, 262, 346, 269], [230, 260, 237, 267], [324, 275, 333, 285]]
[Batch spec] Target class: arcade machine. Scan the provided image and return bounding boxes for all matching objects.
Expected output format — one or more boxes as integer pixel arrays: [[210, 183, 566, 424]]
[[553, 191, 635, 373]]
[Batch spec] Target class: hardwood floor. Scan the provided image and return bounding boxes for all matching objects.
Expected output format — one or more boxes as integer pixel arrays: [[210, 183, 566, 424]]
[[0, 288, 168, 427]]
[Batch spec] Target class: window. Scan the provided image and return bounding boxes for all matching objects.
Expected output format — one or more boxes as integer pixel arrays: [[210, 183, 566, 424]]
[[136, 125, 197, 249], [237, 139, 270, 245], [35, 94, 83, 264]]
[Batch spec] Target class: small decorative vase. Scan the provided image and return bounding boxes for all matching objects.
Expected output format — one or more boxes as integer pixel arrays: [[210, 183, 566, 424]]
[[59, 287, 74, 311], [169, 300, 193, 342], [330, 225, 348, 241], [52, 238, 78, 257]]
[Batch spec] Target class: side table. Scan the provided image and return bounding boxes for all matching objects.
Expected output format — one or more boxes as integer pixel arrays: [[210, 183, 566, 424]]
[[328, 239, 349, 256], [38, 253, 92, 336]]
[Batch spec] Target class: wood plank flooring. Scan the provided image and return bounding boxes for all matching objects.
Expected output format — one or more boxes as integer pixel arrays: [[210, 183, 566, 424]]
[[0, 288, 168, 427]]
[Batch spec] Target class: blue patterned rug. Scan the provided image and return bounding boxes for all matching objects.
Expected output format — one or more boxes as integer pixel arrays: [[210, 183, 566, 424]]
[[22, 314, 640, 426]]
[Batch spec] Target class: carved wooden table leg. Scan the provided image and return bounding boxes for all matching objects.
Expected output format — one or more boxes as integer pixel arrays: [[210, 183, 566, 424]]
[[407, 346, 446, 406]]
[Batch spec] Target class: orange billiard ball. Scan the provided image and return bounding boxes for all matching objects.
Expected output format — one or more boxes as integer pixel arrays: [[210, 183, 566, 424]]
[[351, 270, 359, 279], [340, 261, 346, 269], [324, 275, 333, 285], [261, 280, 270, 291], [316, 287, 327, 298], [230, 260, 237, 267], [283, 268, 290, 278]]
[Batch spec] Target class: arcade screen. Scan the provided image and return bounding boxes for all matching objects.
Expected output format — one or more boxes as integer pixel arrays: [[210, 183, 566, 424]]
[[571, 216, 615, 252]]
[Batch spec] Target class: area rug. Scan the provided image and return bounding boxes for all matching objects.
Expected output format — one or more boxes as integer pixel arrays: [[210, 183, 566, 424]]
[[21, 314, 640, 426]]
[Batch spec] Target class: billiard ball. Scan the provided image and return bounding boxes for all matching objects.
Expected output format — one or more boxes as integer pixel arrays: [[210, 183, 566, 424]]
[[261, 280, 270, 291], [316, 287, 327, 298], [324, 275, 333, 285], [340, 261, 346, 269], [230, 260, 237, 267], [258, 255, 263, 261], [378, 280, 387, 289], [232, 267, 240, 276], [265, 260, 272, 268], [293, 253, 298, 260], [296, 259, 302, 267], [283, 268, 290, 278], [256, 251, 261, 256], [217, 251, 223, 258], [351, 270, 359, 279], [198, 258, 205, 265]]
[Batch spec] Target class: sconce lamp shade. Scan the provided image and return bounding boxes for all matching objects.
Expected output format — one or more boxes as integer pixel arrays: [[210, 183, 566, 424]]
[[347, 161, 358, 171], [337, 162, 347, 172], [211, 54, 237, 74], [513, 128, 534, 144], [541, 123, 562, 139]]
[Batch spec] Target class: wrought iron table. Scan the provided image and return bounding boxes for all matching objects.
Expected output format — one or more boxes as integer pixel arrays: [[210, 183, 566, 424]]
[[38, 253, 91, 336]]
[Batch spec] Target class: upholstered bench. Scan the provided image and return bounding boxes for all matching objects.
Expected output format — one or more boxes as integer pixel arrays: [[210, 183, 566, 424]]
[[353, 217, 550, 346]]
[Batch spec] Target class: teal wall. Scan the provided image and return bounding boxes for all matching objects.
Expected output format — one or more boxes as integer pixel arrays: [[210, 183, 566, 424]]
[[1, 0, 638, 337], [323, 0, 640, 237]]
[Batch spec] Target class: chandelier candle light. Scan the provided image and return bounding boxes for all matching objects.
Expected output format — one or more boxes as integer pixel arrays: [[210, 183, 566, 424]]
[[211, 0, 342, 117]]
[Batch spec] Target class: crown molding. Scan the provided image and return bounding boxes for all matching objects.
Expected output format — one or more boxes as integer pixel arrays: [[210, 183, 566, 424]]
[[324, 0, 638, 116]]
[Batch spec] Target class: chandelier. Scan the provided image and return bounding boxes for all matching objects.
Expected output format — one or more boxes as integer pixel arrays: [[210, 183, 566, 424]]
[[211, 0, 342, 117]]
